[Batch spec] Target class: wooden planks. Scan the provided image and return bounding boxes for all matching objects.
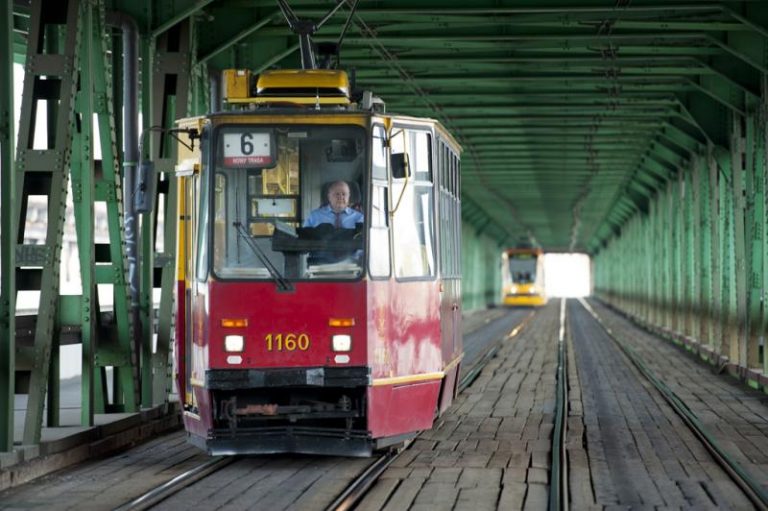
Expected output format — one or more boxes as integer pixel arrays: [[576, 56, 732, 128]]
[[356, 302, 563, 510], [569, 300, 761, 509]]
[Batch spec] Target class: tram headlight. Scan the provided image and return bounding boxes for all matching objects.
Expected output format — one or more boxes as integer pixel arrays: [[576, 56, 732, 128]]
[[332, 334, 352, 352], [224, 335, 245, 352]]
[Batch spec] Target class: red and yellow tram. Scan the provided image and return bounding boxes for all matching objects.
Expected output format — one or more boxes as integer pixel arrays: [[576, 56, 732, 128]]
[[173, 69, 463, 456]]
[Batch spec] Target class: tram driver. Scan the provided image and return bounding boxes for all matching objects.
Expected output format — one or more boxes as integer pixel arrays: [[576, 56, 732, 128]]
[[304, 180, 363, 229], [303, 180, 363, 264]]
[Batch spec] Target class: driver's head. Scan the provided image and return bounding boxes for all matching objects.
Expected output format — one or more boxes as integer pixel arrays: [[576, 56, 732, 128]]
[[327, 181, 350, 213]]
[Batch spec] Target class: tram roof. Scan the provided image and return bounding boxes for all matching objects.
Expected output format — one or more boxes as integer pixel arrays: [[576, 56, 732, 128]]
[[202, 108, 461, 149]]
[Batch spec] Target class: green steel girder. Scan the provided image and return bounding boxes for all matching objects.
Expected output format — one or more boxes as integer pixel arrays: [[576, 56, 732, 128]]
[[1, 0, 15, 453], [645, 140, 689, 170], [70, 0, 97, 426], [15, 0, 83, 445], [139, 19, 192, 407]]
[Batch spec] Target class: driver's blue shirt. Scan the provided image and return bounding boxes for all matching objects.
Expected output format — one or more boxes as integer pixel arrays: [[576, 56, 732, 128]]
[[303, 205, 363, 228]]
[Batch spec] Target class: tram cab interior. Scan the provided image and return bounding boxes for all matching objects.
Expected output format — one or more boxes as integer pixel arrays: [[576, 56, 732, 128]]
[[211, 124, 368, 282], [501, 247, 547, 307]]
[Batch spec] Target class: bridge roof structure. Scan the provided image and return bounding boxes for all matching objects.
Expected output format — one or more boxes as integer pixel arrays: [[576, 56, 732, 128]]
[[9, 0, 765, 252]]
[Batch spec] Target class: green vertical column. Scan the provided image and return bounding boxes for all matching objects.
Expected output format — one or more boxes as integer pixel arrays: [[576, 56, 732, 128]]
[[632, 219, 640, 316], [0, 0, 16, 453], [731, 113, 749, 368], [683, 167, 696, 337], [709, 148, 723, 351], [627, 224, 634, 314], [698, 154, 712, 345], [718, 148, 737, 361], [140, 36, 154, 409], [745, 110, 764, 371], [690, 156, 702, 340], [71, 0, 96, 426], [664, 186, 675, 329], [642, 215, 652, 323], [92, 0, 136, 412], [763, 77, 768, 375], [143, 21, 193, 407], [649, 199, 659, 325], [673, 174, 684, 334], [21, 0, 83, 445], [626, 224, 632, 311]]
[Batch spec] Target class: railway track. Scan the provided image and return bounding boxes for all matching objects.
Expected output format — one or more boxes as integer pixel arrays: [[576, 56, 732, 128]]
[[114, 457, 235, 511], [112, 311, 533, 511], [325, 314, 534, 511], [577, 298, 768, 511], [549, 299, 569, 511]]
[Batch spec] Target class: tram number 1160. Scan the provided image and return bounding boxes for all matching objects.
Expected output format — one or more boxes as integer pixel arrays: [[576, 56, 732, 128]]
[[265, 333, 311, 352]]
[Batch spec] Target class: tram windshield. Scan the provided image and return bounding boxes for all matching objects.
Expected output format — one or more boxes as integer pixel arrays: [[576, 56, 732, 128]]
[[509, 254, 537, 284], [210, 124, 366, 281]]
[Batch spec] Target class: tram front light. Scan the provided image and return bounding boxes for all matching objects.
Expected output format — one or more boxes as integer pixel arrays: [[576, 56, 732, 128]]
[[224, 335, 245, 352], [332, 334, 352, 352]]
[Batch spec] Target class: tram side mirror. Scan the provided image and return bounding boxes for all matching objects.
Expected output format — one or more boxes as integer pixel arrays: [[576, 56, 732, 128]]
[[391, 153, 410, 179], [134, 160, 156, 214]]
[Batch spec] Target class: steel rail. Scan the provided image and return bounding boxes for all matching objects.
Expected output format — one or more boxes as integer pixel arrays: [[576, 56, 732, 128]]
[[548, 299, 569, 511], [329, 309, 536, 511], [577, 298, 768, 511], [112, 310, 536, 511], [112, 457, 235, 511], [458, 310, 536, 392], [325, 446, 404, 511]]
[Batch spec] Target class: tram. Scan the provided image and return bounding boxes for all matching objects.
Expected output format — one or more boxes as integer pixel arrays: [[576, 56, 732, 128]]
[[172, 68, 463, 456], [501, 247, 547, 307]]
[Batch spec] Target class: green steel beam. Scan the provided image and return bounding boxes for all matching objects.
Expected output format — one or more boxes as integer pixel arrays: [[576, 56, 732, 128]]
[[17, 0, 82, 445], [71, 1, 96, 425], [744, 108, 764, 370], [730, 112, 748, 368], [0, 0, 15, 453], [142, 19, 192, 407], [198, 10, 279, 64], [92, 0, 136, 414], [151, 0, 216, 39]]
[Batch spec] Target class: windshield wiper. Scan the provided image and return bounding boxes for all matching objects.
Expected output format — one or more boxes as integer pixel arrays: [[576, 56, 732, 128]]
[[233, 221, 293, 292]]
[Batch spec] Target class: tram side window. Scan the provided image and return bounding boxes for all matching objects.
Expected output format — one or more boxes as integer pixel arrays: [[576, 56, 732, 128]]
[[437, 142, 460, 279], [370, 125, 390, 277], [370, 185, 390, 277], [438, 142, 450, 276], [206, 173, 226, 280], [455, 155, 461, 275], [391, 128, 435, 279], [410, 131, 432, 181], [451, 153, 461, 277]]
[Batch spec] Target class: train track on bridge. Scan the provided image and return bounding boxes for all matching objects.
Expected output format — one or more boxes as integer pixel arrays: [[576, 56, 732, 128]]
[[577, 298, 768, 511], [111, 311, 535, 511]]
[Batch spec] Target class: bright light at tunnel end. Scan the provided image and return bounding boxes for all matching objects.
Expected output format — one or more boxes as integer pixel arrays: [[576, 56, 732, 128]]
[[543, 253, 591, 298]]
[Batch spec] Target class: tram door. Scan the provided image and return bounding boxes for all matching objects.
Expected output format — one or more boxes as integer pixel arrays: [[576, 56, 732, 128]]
[[180, 164, 210, 409], [181, 174, 198, 407]]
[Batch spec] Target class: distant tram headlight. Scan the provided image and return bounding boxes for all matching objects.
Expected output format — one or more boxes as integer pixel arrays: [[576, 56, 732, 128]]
[[332, 334, 352, 352], [224, 335, 245, 352]]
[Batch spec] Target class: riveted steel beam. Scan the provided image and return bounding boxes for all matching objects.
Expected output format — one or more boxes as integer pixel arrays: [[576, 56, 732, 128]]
[[16, 0, 82, 445], [0, 0, 16, 453]]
